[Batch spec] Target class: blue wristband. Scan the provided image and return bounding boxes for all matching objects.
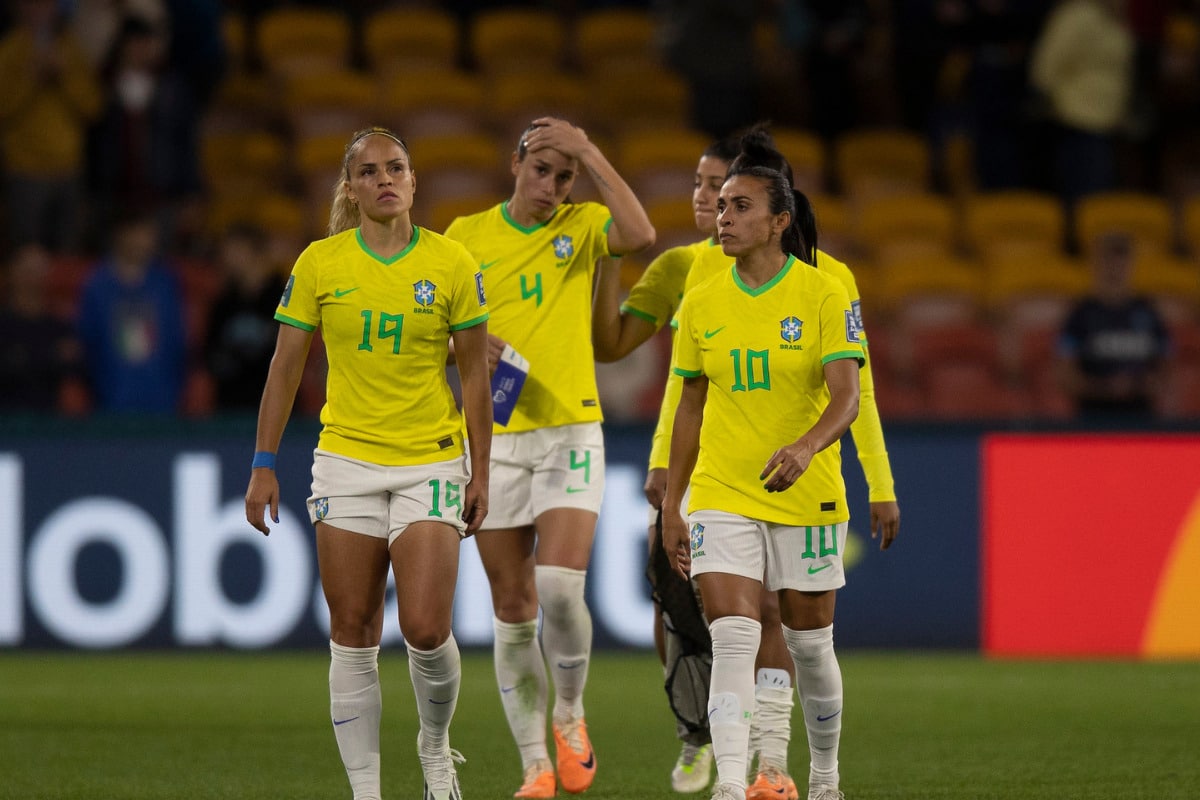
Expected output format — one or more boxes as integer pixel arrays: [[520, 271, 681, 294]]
[[252, 451, 276, 470]]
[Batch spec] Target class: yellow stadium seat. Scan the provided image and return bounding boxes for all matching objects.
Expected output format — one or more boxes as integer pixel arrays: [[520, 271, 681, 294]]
[[485, 73, 587, 147], [878, 255, 984, 319], [283, 71, 377, 140], [470, 8, 567, 76], [1074, 192, 1175, 255], [835, 128, 931, 199], [406, 132, 508, 211], [256, 7, 351, 79], [772, 127, 827, 195], [963, 190, 1066, 259], [574, 8, 659, 76], [1131, 252, 1200, 327], [586, 66, 691, 138], [856, 192, 957, 265], [202, 130, 288, 198], [363, 7, 461, 75], [1183, 196, 1200, 257], [617, 128, 712, 207], [427, 193, 508, 235], [380, 69, 486, 140]]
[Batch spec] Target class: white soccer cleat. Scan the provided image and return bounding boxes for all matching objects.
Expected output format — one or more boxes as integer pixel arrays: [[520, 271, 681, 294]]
[[419, 738, 465, 800], [710, 781, 746, 800], [671, 742, 714, 793], [806, 786, 844, 800]]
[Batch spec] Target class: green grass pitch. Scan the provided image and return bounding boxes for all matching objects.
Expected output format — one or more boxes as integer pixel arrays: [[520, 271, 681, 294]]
[[1, 650, 1197, 799]]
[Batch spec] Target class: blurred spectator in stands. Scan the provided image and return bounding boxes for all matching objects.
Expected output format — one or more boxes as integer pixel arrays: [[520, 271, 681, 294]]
[[956, 0, 1047, 190], [0, 0, 102, 253], [69, 0, 166, 68], [77, 209, 187, 414], [1030, 0, 1135, 211], [653, 0, 758, 136], [780, 0, 871, 140], [892, 0, 972, 136], [1056, 232, 1171, 418], [202, 222, 281, 413], [85, 11, 204, 253], [0, 243, 83, 413]]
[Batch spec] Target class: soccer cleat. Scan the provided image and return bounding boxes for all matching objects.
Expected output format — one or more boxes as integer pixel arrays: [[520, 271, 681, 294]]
[[514, 759, 556, 799], [747, 761, 799, 800], [806, 787, 844, 800], [670, 742, 714, 793], [553, 717, 596, 793], [418, 739, 465, 800], [710, 781, 747, 800]]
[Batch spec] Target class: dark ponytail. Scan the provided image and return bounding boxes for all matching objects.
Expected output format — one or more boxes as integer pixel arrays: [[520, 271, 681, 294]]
[[790, 188, 817, 266]]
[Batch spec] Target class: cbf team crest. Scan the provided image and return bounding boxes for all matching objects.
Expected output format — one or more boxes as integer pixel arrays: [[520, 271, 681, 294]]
[[780, 316, 802, 343], [689, 522, 705, 556], [413, 279, 437, 306], [312, 497, 329, 520], [552, 234, 574, 263]]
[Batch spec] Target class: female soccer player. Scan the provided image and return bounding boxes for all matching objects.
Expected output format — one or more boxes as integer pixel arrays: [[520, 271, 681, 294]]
[[245, 127, 492, 800], [662, 164, 863, 800], [444, 117, 654, 798], [595, 127, 900, 798]]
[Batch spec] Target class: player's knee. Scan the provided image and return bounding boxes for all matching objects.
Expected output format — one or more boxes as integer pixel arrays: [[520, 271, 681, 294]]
[[535, 564, 586, 623]]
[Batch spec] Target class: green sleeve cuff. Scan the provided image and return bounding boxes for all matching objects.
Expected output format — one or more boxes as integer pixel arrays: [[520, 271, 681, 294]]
[[275, 313, 315, 332]]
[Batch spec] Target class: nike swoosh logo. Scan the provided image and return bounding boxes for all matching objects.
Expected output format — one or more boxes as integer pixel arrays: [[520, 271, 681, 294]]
[[334, 287, 360, 298], [807, 563, 832, 575], [557, 660, 585, 670], [429, 698, 452, 705], [501, 685, 517, 693], [480, 260, 499, 270], [703, 327, 726, 338], [579, 750, 595, 769], [565, 487, 587, 494], [332, 716, 359, 726], [817, 709, 842, 722]]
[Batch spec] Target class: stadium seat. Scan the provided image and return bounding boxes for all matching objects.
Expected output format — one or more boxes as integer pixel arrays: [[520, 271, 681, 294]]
[[363, 6, 461, 75], [201, 130, 288, 200], [574, 7, 659, 76], [772, 127, 827, 195], [877, 255, 984, 328], [984, 252, 1089, 314], [585, 65, 691, 137], [380, 69, 486, 140], [1183, 195, 1200, 257], [204, 73, 277, 134], [963, 190, 1066, 260], [642, 197, 706, 256], [1074, 192, 1175, 255], [485, 72, 587, 147], [282, 70, 377, 141], [427, 193, 507, 235], [470, 8, 567, 76], [405, 132, 508, 213], [856, 192, 958, 266], [809, 193, 854, 262], [256, 7, 352, 79], [1130, 252, 1200, 327], [618, 128, 713, 207], [834, 128, 931, 200]]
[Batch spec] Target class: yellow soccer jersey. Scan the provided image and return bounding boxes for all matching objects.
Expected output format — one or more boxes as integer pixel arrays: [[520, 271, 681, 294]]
[[815, 250, 896, 502], [275, 227, 489, 466], [444, 201, 613, 433], [621, 239, 715, 329], [673, 255, 864, 525]]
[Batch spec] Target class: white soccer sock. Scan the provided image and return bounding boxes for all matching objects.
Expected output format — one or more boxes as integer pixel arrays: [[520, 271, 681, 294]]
[[707, 616, 761, 792], [408, 634, 461, 755], [535, 565, 592, 724], [329, 641, 382, 800], [753, 667, 794, 770], [783, 624, 842, 787], [493, 616, 550, 767]]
